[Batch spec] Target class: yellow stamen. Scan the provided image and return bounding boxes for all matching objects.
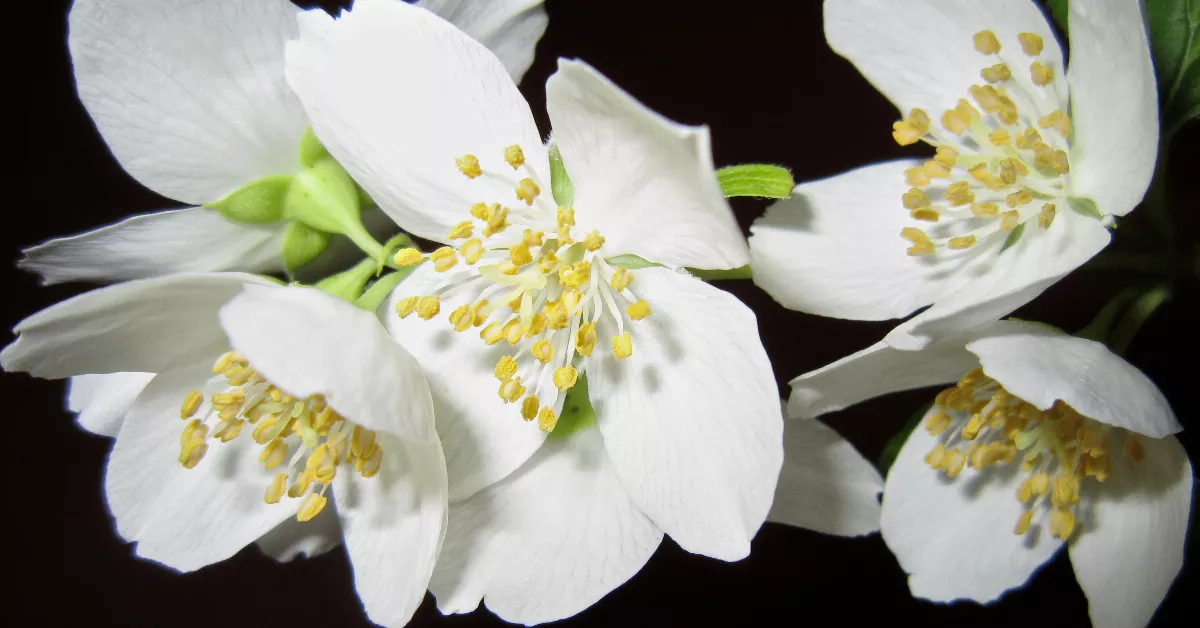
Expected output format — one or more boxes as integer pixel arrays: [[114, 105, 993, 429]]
[[297, 493, 328, 522], [910, 208, 940, 222], [575, 322, 597, 357], [627, 300, 652, 320], [1049, 507, 1076, 540], [494, 355, 519, 381], [179, 439, 208, 469], [1000, 210, 1021, 231], [948, 235, 977, 250], [1018, 32, 1044, 56], [260, 438, 288, 470], [430, 247, 458, 273], [498, 377, 526, 403], [416, 296, 441, 320], [554, 365, 579, 391], [612, 333, 633, 359], [515, 178, 540, 205], [1014, 510, 1033, 535], [973, 30, 1001, 55], [989, 128, 1012, 146], [509, 243, 533, 266], [483, 205, 510, 238], [583, 230, 605, 251], [455, 154, 482, 179], [537, 406, 557, 432], [902, 188, 931, 210], [981, 63, 1011, 83], [394, 296, 419, 319], [449, 305, 472, 332], [532, 339, 554, 364], [460, 239, 485, 265], [1030, 61, 1054, 86], [447, 221, 474, 240], [265, 473, 288, 504], [1038, 203, 1057, 229], [1123, 434, 1145, 462], [523, 229, 544, 247], [609, 267, 632, 291], [180, 390, 203, 419], [470, 202, 491, 220], [892, 108, 931, 146], [1006, 188, 1033, 208], [504, 144, 525, 169], [945, 181, 975, 206], [521, 395, 539, 421]]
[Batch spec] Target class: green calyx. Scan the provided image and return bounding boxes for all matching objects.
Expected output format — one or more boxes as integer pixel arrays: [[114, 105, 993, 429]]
[[208, 175, 292, 224], [285, 156, 385, 263], [281, 221, 331, 276], [548, 143, 574, 207], [547, 373, 597, 440]]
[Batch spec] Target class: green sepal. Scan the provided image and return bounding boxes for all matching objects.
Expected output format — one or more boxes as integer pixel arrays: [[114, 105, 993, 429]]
[[355, 266, 416, 312], [1000, 222, 1026, 252], [315, 258, 377, 303], [1108, 284, 1171, 355], [1076, 285, 1146, 343], [206, 174, 292, 224], [285, 156, 384, 262], [281, 220, 331, 276], [1068, 197, 1104, 220], [547, 373, 597, 440], [879, 403, 930, 477], [1046, 0, 1068, 33], [716, 164, 795, 199], [687, 265, 752, 281], [548, 144, 574, 207], [605, 254, 661, 270], [298, 126, 332, 168]]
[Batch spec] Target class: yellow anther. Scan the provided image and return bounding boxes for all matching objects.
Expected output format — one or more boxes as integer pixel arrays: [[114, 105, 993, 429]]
[[1052, 149, 1070, 174], [1018, 32, 1044, 56], [251, 416, 279, 445], [1031, 472, 1051, 495], [941, 99, 980, 135], [449, 305, 472, 332], [554, 365, 579, 391], [609, 267, 633, 291], [417, 295, 441, 320], [494, 355, 519, 381], [925, 443, 947, 469], [925, 411, 952, 436], [944, 449, 967, 478], [907, 240, 936, 256], [1001, 157, 1029, 179], [509, 243, 533, 266], [395, 296, 419, 319], [515, 178, 540, 205], [480, 321, 505, 345], [996, 93, 1020, 125], [900, 227, 930, 244], [1123, 434, 1145, 462], [468, 300, 490, 327], [226, 365, 255, 386], [470, 202, 492, 220], [447, 221, 474, 240], [1006, 188, 1033, 208], [531, 339, 554, 364], [287, 470, 313, 498], [498, 376, 526, 403], [583, 230, 606, 251], [430, 246, 458, 273], [297, 493, 328, 522], [455, 154, 482, 179], [521, 395, 539, 421], [503, 319, 524, 345], [970, 84, 1002, 112], [179, 439, 208, 469], [892, 108, 930, 146], [180, 390, 203, 419], [460, 239, 485, 265], [265, 473, 287, 504], [981, 63, 1011, 83], [537, 250, 560, 274], [537, 406, 557, 432], [1085, 454, 1112, 482], [974, 30, 1001, 55], [612, 332, 633, 359], [1016, 478, 1034, 504], [1000, 210, 1021, 231], [484, 205, 510, 237], [1049, 508, 1076, 540], [947, 235, 977, 250], [260, 438, 288, 470], [561, 289, 583, 313], [543, 300, 569, 330], [933, 146, 959, 169], [922, 159, 952, 179], [557, 206, 575, 227], [910, 208, 940, 222], [960, 413, 986, 440], [575, 322, 597, 357], [504, 144, 526, 169], [180, 418, 208, 448], [558, 261, 590, 289], [357, 446, 383, 478], [1015, 127, 1043, 150], [1014, 510, 1034, 535], [1038, 203, 1057, 229], [905, 167, 932, 187], [214, 419, 244, 443], [1030, 61, 1053, 86], [989, 128, 1012, 146], [946, 181, 975, 206], [522, 229, 544, 247], [902, 188, 931, 210], [524, 313, 547, 338], [1051, 475, 1080, 507], [627, 300, 652, 320], [211, 351, 241, 375]]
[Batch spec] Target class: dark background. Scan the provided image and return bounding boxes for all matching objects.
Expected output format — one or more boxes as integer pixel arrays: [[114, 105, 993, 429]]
[[8, 0, 1197, 626]]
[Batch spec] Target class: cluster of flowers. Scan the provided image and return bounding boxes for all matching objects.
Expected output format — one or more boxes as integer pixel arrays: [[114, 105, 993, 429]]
[[2, 1, 1191, 627]]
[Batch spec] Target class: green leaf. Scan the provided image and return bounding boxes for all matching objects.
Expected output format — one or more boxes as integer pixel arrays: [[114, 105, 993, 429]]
[[687, 265, 752, 281], [1147, 0, 1200, 133], [355, 266, 416, 312], [298, 126, 331, 168], [715, 164, 795, 199], [206, 175, 292, 224], [879, 403, 930, 477], [547, 373, 597, 440], [1046, 0, 1068, 33], [281, 221, 331, 276], [605, 254, 662, 270], [548, 144, 574, 207]]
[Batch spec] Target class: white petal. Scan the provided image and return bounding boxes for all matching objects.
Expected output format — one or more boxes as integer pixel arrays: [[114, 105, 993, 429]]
[[335, 434, 448, 628], [788, 333, 979, 420], [749, 160, 951, 320], [966, 321, 1181, 437], [1, 273, 272, 378], [19, 208, 286, 285], [106, 359, 298, 571], [546, 59, 747, 270], [68, 372, 155, 437], [219, 285, 436, 443], [768, 417, 883, 537], [384, 265, 547, 502], [587, 268, 782, 560], [286, 0, 548, 244], [885, 207, 1111, 350], [1065, 0, 1158, 218], [417, 0, 548, 81], [1069, 435, 1193, 628], [881, 406, 1062, 603], [255, 505, 343, 562], [824, 0, 1064, 116], [430, 428, 662, 626], [69, 0, 307, 204]]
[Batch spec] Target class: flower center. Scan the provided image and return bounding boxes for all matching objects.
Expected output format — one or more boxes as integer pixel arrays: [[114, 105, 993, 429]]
[[892, 30, 1075, 257], [177, 351, 384, 522], [922, 367, 1146, 542], [392, 145, 652, 431]]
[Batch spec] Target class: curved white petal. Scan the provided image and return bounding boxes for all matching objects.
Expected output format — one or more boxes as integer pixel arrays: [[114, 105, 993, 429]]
[[788, 333, 979, 420], [546, 59, 747, 270], [68, 372, 155, 437], [588, 268, 782, 560], [417, 0, 548, 82], [1069, 435, 1193, 628], [824, 0, 1065, 117], [966, 322, 1181, 438], [768, 417, 883, 537], [1, 273, 272, 378], [335, 434, 448, 628], [106, 359, 298, 571], [881, 406, 1062, 603], [255, 505, 343, 562], [286, 0, 548, 244], [19, 208, 286, 285], [384, 265, 547, 502], [69, 0, 306, 204], [1066, 0, 1158, 218], [219, 285, 434, 442], [430, 427, 662, 626]]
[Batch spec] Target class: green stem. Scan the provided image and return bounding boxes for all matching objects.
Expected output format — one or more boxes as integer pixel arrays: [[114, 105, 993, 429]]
[[1108, 285, 1171, 356]]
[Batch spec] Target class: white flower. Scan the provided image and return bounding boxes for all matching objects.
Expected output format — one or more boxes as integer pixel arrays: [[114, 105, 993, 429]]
[[21, 0, 548, 285], [285, 1, 782, 622], [1, 275, 447, 628], [790, 320, 1192, 628], [749, 0, 1158, 349]]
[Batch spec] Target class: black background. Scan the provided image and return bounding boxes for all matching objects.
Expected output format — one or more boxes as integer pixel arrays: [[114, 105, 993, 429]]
[[8, 0, 1197, 626]]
